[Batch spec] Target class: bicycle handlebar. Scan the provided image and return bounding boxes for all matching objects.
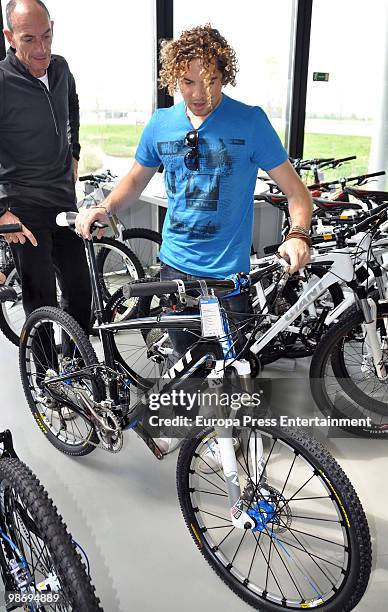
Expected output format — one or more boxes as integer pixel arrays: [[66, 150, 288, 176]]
[[308, 170, 386, 191], [123, 260, 284, 299], [56, 211, 107, 231], [79, 170, 117, 183], [0, 223, 23, 234], [352, 200, 388, 233], [123, 277, 237, 298]]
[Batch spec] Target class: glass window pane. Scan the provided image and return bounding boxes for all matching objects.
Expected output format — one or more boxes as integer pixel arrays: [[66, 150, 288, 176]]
[[305, 0, 388, 188]]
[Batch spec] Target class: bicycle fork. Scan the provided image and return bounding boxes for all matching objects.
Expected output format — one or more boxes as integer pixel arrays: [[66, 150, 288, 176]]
[[208, 362, 264, 531], [359, 296, 388, 380]]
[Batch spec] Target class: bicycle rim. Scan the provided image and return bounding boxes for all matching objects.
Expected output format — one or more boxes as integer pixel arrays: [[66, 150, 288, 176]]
[[178, 427, 363, 610]]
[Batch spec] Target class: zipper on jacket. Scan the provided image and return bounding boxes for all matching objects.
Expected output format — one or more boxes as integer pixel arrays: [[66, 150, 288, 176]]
[[38, 81, 60, 136]]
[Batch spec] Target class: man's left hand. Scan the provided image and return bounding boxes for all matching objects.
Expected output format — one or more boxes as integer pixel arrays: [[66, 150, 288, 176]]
[[73, 158, 79, 182], [278, 238, 310, 273]]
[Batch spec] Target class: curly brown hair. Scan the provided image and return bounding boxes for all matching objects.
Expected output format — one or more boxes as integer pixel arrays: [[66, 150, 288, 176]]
[[159, 24, 238, 99]]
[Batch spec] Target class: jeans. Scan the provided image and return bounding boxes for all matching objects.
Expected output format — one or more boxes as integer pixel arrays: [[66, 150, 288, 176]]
[[160, 262, 252, 358]]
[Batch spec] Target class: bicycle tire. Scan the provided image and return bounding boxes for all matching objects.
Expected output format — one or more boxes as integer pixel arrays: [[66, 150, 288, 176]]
[[0, 263, 21, 346], [19, 306, 102, 455], [0, 457, 102, 610], [103, 287, 177, 384], [94, 236, 144, 304], [177, 425, 371, 611], [121, 228, 163, 315], [310, 301, 388, 434], [0, 263, 63, 347]]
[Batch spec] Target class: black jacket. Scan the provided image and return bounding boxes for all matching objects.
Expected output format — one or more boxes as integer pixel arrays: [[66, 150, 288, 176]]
[[0, 48, 80, 210]]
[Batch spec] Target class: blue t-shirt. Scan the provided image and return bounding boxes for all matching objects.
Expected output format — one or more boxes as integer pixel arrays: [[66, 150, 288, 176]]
[[135, 94, 288, 278]]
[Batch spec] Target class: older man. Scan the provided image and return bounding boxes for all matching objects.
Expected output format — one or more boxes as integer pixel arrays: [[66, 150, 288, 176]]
[[0, 0, 90, 332]]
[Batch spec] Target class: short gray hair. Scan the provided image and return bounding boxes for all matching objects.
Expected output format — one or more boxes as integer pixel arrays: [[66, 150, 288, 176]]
[[6, 0, 51, 31]]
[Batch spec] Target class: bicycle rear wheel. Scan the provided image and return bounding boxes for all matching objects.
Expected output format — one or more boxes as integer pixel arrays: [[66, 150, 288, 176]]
[[177, 426, 371, 611], [0, 457, 102, 610], [19, 307, 102, 455], [310, 302, 388, 435], [0, 264, 23, 346]]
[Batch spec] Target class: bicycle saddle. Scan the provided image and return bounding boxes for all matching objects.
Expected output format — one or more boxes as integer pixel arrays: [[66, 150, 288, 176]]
[[312, 197, 362, 211], [344, 188, 388, 203]]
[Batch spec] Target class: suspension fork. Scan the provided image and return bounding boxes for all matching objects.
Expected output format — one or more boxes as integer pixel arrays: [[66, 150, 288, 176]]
[[208, 361, 258, 530], [358, 295, 388, 380]]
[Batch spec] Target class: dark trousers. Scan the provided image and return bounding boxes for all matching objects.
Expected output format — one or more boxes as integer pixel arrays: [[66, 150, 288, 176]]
[[160, 262, 252, 358], [10, 206, 91, 384], [10, 206, 91, 332]]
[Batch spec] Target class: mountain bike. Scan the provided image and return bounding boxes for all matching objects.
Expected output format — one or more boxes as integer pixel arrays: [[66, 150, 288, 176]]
[[109, 197, 388, 434], [17, 212, 372, 611]]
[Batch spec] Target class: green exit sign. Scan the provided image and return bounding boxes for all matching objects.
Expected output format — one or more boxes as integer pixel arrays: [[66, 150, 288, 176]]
[[313, 72, 329, 82]]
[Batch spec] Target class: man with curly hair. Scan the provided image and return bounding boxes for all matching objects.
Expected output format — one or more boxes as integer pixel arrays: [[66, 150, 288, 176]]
[[77, 23, 312, 345]]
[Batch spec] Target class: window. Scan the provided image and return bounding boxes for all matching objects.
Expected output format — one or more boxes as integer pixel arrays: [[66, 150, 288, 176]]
[[305, 0, 388, 187], [50, 0, 154, 175]]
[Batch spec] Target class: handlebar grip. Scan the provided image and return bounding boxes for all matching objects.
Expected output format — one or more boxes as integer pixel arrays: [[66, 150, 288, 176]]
[[56, 211, 107, 231], [122, 277, 237, 299], [123, 280, 180, 298], [78, 174, 95, 182], [0, 223, 23, 234]]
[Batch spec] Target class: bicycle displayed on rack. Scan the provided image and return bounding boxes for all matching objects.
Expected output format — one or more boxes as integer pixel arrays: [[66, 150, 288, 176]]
[[16, 212, 373, 611]]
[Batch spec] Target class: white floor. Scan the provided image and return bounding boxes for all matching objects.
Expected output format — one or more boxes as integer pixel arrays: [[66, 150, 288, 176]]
[[0, 334, 387, 611]]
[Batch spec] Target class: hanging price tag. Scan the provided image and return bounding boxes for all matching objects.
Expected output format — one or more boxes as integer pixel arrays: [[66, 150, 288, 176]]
[[199, 296, 224, 338]]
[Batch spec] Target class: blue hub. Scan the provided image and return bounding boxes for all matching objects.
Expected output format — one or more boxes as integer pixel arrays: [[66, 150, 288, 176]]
[[247, 500, 277, 532]]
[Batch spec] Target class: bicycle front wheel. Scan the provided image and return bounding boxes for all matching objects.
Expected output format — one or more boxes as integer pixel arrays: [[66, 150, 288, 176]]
[[177, 426, 371, 611], [0, 457, 102, 610]]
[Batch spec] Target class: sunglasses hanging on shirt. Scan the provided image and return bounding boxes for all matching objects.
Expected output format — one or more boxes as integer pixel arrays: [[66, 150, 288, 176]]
[[184, 130, 200, 171]]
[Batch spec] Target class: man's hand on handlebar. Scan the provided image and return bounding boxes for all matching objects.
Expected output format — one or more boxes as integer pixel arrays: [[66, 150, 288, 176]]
[[75, 206, 108, 240], [0, 211, 37, 246], [277, 238, 310, 273]]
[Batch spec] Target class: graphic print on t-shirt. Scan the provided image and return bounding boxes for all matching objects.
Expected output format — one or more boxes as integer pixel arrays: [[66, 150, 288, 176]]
[[157, 136, 236, 216], [169, 211, 219, 240]]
